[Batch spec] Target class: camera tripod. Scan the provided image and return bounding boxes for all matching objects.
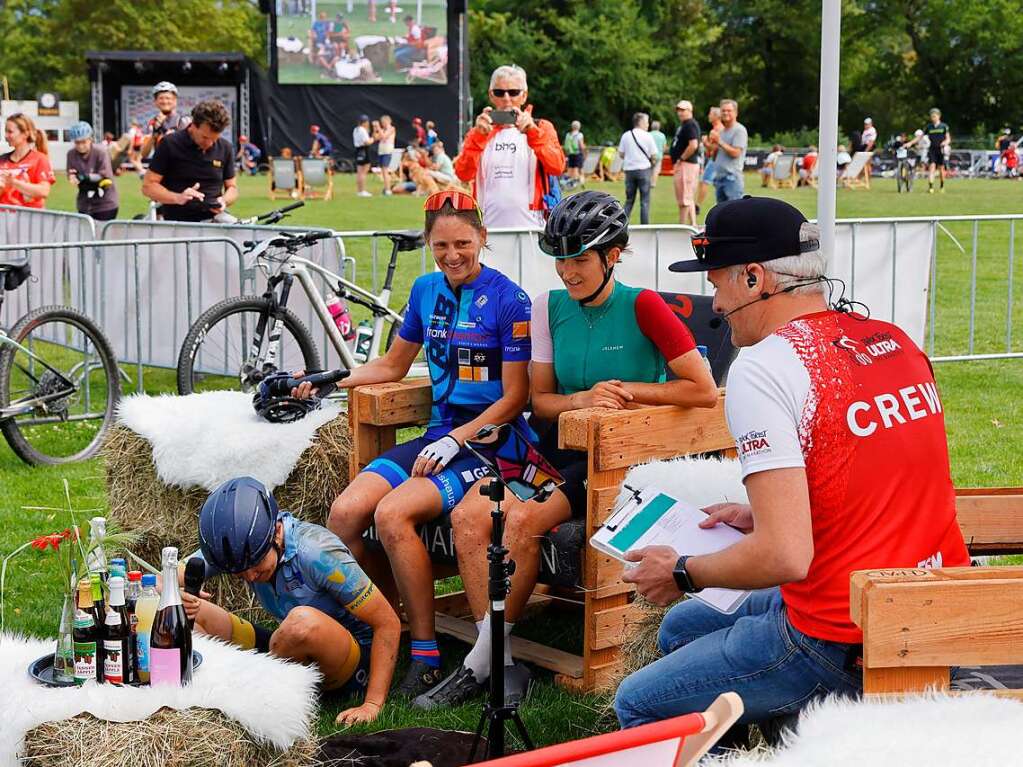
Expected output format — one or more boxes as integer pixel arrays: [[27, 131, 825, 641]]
[[468, 478, 535, 761]]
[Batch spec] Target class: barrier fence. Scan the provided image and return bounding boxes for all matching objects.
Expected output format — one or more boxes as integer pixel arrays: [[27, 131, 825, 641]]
[[1, 209, 1020, 393]]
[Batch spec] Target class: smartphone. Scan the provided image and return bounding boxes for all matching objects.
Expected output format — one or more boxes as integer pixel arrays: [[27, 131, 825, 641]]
[[490, 110, 517, 126], [464, 423, 565, 503]]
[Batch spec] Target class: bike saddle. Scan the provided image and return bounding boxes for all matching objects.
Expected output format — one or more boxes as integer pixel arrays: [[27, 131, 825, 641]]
[[377, 230, 425, 252]]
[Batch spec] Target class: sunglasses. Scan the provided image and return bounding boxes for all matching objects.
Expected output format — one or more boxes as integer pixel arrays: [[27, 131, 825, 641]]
[[689, 234, 756, 262], [491, 89, 522, 98], [423, 190, 483, 224]]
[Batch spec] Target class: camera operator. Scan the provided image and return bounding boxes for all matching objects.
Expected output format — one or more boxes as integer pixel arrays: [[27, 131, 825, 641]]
[[142, 101, 237, 223], [66, 121, 119, 221]]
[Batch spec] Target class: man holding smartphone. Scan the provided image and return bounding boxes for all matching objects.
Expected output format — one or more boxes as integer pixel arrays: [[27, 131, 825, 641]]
[[454, 64, 565, 229]]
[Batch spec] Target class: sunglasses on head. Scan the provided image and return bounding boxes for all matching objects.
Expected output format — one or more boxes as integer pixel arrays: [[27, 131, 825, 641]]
[[689, 234, 757, 262], [423, 190, 483, 224], [491, 89, 522, 98]]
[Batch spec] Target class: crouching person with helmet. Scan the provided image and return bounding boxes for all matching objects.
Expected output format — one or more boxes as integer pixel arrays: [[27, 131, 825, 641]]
[[182, 476, 401, 725]]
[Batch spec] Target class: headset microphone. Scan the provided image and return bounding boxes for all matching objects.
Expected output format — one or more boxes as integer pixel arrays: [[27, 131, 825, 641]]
[[708, 293, 771, 329]]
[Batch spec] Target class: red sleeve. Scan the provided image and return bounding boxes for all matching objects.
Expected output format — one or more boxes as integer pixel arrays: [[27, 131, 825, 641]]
[[634, 289, 697, 362], [453, 127, 490, 182]]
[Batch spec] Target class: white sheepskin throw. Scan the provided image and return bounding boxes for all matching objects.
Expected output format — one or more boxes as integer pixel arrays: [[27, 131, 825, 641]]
[[708, 693, 1023, 766], [0, 632, 320, 767], [116, 391, 341, 492], [617, 455, 747, 510]]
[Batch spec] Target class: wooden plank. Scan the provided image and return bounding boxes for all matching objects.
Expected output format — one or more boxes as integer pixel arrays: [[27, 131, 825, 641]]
[[435, 613, 584, 678], [858, 576, 1023, 668], [591, 602, 644, 651], [433, 590, 472, 618], [956, 494, 1023, 554], [353, 379, 432, 426], [956, 487, 1023, 497], [863, 667, 950, 695], [557, 407, 599, 453], [592, 486, 620, 528]]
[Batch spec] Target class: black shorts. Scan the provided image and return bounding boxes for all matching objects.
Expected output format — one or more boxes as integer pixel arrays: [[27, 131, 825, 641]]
[[355, 146, 370, 166], [567, 153, 584, 169], [928, 145, 946, 167], [537, 425, 587, 518]]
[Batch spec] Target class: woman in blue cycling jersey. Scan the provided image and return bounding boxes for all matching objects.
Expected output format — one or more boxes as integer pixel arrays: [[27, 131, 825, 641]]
[[294, 190, 532, 698]]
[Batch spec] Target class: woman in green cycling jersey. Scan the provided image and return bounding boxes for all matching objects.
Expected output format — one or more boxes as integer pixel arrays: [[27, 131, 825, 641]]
[[415, 190, 719, 709]]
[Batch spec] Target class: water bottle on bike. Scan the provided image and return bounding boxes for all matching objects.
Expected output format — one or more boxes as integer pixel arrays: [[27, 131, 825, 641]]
[[326, 291, 356, 342]]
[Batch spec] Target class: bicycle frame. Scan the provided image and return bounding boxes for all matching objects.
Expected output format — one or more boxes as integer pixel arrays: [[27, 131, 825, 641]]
[[0, 329, 80, 420]]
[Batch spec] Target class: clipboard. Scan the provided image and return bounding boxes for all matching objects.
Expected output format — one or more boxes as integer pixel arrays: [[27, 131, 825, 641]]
[[590, 485, 751, 614]]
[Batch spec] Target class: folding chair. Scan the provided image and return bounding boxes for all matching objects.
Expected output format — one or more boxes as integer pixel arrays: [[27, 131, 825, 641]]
[[301, 157, 334, 201], [841, 151, 873, 190], [406, 48, 448, 83], [269, 157, 302, 200], [474, 693, 743, 767], [769, 154, 797, 189], [582, 147, 601, 177]]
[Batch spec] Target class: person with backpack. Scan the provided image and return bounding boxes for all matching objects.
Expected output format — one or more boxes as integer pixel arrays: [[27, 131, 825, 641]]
[[617, 112, 658, 224], [563, 120, 586, 187], [454, 64, 566, 228]]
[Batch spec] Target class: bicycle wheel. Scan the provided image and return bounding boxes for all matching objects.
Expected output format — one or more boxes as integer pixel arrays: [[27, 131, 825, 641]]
[[0, 306, 120, 465], [177, 296, 321, 395]]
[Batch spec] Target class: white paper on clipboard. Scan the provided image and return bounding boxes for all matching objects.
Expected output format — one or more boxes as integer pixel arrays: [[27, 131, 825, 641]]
[[590, 485, 751, 614]]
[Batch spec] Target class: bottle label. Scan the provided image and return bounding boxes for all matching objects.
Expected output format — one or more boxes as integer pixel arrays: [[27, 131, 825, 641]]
[[73, 641, 97, 683], [136, 631, 151, 672], [150, 647, 182, 687], [103, 640, 124, 684]]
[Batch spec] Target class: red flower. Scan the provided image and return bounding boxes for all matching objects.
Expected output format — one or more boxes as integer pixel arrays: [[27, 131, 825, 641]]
[[29, 533, 66, 551]]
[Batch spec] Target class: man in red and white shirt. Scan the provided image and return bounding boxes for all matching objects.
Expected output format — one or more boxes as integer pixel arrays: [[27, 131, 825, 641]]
[[614, 197, 969, 741], [453, 64, 565, 229]]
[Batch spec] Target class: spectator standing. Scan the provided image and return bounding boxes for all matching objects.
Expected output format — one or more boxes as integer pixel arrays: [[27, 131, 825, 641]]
[[648, 120, 667, 188], [670, 100, 700, 225], [353, 114, 376, 197], [141, 82, 191, 158], [375, 115, 396, 195], [861, 117, 877, 181], [142, 100, 237, 222], [125, 120, 147, 177], [237, 135, 262, 176], [0, 113, 54, 209], [66, 121, 119, 220], [760, 144, 783, 187], [310, 124, 333, 158], [563, 120, 586, 187], [617, 112, 658, 224], [425, 121, 438, 148], [697, 106, 723, 211], [453, 64, 566, 229], [412, 117, 427, 147], [710, 99, 748, 203]]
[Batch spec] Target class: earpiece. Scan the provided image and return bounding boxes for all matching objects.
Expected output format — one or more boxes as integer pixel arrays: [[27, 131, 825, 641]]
[[746, 272, 757, 289]]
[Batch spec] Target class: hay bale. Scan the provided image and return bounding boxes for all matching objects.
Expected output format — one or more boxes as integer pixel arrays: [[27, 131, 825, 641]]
[[21, 708, 317, 767], [101, 412, 352, 618]]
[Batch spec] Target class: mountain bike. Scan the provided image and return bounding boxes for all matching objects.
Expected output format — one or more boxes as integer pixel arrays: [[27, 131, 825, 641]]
[[895, 147, 914, 193], [175, 228, 425, 394], [0, 260, 120, 465]]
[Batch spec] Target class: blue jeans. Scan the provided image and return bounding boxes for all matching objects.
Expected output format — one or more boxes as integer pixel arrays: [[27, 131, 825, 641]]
[[714, 171, 744, 203], [614, 589, 862, 729], [624, 169, 651, 224]]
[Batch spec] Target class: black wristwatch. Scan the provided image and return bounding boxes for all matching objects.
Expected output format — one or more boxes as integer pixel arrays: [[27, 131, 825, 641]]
[[673, 555, 702, 594]]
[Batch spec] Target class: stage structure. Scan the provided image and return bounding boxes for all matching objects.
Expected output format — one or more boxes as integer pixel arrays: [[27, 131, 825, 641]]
[[86, 52, 253, 147]]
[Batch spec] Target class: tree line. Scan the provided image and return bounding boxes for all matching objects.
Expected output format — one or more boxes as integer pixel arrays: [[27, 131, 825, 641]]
[[1, 0, 1019, 149]]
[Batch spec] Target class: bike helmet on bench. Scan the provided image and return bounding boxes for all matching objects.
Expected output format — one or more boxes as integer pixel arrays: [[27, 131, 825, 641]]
[[198, 476, 279, 573]]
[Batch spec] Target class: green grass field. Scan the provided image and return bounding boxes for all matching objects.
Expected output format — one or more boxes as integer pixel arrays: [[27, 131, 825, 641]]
[[1, 171, 1021, 748], [277, 0, 448, 85]]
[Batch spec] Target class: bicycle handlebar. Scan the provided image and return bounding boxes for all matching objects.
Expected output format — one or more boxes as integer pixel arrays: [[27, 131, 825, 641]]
[[242, 229, 334, 251]]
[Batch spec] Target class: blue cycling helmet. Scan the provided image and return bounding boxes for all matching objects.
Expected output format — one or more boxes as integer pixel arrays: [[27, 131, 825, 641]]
[[198, 477, 279, 573], [68, 121, 94, 141]]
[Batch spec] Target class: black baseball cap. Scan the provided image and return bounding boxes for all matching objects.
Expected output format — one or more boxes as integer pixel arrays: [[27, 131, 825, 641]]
[[669, 196, 819, 273]]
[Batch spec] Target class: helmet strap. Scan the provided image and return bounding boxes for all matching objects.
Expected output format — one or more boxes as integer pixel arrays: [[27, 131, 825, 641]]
[[578, 252, 615, 306]]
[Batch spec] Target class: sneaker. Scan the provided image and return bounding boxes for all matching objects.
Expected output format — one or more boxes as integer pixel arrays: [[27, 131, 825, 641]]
[[383, 189, 393, 196], [393, 659, 444, 698], [413, 665, 485, 710], [357, 190, 373, 198], [504, 662, 531, 707]]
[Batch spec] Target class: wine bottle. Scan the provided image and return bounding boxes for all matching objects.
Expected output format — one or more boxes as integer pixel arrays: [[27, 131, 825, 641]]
[[149, 547, 192, 687], [126, 570, 142, 680], [104, 576, 132, 685], [77, 578, 105, 683], [72, 609, 98, 685]]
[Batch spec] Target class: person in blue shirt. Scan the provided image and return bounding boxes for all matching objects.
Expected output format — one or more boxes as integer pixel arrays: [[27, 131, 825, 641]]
[[236, 135, 262, 176], [310, 124, 333, 158], [181, 477, 401, 725], [292, 190, 532, 699]]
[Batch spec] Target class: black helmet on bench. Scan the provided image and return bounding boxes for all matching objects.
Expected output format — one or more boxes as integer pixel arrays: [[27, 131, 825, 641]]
[[199, 476, 279, 574]]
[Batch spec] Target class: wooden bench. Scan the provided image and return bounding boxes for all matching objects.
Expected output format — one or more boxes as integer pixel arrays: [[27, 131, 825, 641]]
[[348, 378, 735, 693], [851, 487, 1023, 698]]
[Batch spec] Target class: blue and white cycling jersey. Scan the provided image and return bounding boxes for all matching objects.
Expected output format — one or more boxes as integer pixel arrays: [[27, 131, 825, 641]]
[[197, 512, 374, 646], [398, 265, 533, 438]]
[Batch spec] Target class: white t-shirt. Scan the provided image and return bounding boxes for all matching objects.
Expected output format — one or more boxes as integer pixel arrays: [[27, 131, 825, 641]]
[[617, 128, 658, 171], [353, 126, 371, 148], [861, 125, 878, 148], [477, 126, 544, 229]]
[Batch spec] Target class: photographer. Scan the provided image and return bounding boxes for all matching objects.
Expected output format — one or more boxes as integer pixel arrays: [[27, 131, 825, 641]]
[[453, 64, 565, 228], [140, 82, 192, 159], [142, 100, 237, 223], [66, 121, 119, 221]]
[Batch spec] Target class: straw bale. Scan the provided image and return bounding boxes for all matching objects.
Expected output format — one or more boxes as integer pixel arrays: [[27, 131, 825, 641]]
[[100, 413, 351, 618], [21, 708, 317, 767]]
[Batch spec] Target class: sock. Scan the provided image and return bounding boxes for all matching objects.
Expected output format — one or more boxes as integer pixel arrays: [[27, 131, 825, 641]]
[[411, 638, 441, 669], [463, 615, 492, 682]]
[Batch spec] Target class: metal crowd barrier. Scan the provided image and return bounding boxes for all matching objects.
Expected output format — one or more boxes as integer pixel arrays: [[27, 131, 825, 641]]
[[0, 205, 97, 246]]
